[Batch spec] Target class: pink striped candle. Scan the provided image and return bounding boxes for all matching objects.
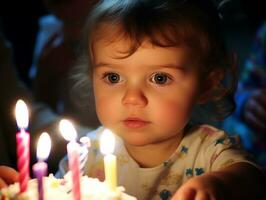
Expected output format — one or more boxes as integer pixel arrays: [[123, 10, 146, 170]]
[[59, 119, 81, 200], [15, 100, 30, 193], [67, 141, 81, 200]]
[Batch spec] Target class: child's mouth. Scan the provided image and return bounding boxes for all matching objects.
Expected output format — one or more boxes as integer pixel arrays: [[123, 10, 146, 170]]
[[123, 118, 150, 128]]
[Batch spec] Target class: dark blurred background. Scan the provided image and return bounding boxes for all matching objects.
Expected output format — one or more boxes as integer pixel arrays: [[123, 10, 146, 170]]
[[0, 0, 266, 88], [0, 0, 48, 87]]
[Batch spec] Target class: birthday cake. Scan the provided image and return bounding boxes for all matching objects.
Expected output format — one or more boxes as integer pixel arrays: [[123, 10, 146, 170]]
[[0, 173, 137, 200]]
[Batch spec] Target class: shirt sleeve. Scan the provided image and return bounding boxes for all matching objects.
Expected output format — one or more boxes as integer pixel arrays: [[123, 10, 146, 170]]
[[204, 130, 259, 171]]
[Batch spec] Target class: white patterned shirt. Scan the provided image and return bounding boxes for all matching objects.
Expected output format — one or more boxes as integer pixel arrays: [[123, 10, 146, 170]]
[[58, 125, 257, 200]]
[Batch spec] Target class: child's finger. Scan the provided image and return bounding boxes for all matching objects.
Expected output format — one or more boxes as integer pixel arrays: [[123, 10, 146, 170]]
[[0, 166, 19, 185], [172, 187, 196, 200], [195, 191, 211, 200], [0, 178, 7, 189]]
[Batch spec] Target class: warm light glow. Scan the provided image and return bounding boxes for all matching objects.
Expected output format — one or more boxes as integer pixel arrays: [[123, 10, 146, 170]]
[[100, 129, 115, 155], [36, 132, 51, 161], [59, 119, 77, 141], [15, 99, 29, 129]]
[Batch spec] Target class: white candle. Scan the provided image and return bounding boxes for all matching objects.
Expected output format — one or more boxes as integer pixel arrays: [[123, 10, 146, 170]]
[[32, 132, 51, 200], [100, 129, 117, 191], [59, 119, 81, 200], [79, 136, 91, 175]]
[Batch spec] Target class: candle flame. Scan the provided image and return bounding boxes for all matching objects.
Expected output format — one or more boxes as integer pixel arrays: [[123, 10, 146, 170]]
[[59, 119, 77, 141], [100, 129, 115, 155], [37, 132, 51, 161], [15, 99, 29, 129]]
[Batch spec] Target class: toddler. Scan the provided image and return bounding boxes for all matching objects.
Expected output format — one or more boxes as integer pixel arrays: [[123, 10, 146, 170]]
[[1, 0, 266, 199], [59, 0, 265, 199]]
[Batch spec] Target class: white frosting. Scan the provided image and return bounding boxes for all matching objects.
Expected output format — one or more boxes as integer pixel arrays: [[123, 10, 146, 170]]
[[0, 173, 137, 200]]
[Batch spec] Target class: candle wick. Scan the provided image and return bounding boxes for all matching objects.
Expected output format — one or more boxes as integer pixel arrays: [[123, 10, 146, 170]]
[[21, 128, 26, 134]]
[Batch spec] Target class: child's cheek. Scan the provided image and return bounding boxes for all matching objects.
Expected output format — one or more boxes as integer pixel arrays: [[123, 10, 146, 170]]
[[155, 99, 194, 129], [95, 97, 118, 125]]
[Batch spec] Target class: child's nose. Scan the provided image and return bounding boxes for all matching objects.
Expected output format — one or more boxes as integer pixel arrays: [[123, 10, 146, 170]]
[[122, 87, 148, 107]]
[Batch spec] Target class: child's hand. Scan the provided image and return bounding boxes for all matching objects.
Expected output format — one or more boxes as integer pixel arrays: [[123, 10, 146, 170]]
[[0, 166, 19, 189], [171, 174, 228, 200]]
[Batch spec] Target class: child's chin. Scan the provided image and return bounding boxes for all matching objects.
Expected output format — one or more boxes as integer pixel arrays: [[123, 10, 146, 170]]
[[123, 136, 155, 147]]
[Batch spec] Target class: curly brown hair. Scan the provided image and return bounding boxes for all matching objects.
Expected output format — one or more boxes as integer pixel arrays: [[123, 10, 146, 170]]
[[72, 0, 237, 123]]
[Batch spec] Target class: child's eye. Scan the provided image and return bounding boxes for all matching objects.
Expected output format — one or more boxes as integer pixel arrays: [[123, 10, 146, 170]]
[[103, 72, 121, 84], [150, 73, 172, 85]]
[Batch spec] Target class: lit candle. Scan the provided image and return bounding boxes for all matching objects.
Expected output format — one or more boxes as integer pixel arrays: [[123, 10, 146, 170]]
[[15, 99, 30, 193], [59, 119, 80, 200], [33, 132, 51, 200], [100, 129, 117, 191], [79, 136, 91, 175]]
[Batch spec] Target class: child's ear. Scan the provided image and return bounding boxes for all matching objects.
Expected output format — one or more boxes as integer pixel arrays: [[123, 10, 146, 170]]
[[197, 68, 225, 104]]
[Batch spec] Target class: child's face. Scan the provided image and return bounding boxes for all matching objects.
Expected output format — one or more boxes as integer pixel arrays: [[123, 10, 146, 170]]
[[92, 35, 202, 147]]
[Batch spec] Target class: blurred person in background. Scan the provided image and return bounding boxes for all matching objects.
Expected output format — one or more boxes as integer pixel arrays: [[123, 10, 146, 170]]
[[0, 16, 93, 173], [223, 21, 266, 167], [1, 0, 100, 172], [0, 22, 34, 168], [0, 0, 47, 87], [30, 0, 100, 130], [219, 0, 266, 167]]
